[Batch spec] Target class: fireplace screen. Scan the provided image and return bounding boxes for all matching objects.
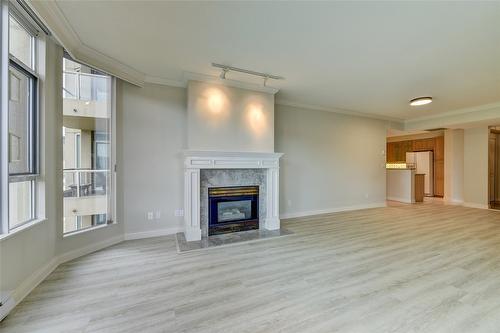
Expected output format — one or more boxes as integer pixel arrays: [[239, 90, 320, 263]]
[[218, 200, 252, 223], [208, 186, 259, 235]]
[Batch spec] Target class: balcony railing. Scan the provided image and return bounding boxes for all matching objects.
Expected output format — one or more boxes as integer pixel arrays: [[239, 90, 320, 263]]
[[63, 71, 110, 102], [63, 169, 110, 198]]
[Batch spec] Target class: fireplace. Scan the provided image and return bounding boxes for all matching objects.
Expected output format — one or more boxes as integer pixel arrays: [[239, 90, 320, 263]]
[[208, 186, 259, 235]]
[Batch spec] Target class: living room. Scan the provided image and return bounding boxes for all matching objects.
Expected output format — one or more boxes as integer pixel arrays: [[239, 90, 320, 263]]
[[1, 1, 500, 332]]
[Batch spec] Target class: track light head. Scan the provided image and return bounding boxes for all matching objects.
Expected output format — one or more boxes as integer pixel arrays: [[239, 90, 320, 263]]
[[220, 68, 229, 79]]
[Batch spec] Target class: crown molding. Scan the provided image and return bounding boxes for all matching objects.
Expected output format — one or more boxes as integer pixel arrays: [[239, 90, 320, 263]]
[[404, 101, 500, 130], [405, 101, 500, 124], [275, 99, 404, 123], [183, 72, 280, 95], [27, 0, 146, 86], [144, 75, 185, 88]]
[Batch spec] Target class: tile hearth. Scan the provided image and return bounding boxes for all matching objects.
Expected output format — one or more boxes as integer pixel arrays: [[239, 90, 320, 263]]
[[175, 228, 293, 253]]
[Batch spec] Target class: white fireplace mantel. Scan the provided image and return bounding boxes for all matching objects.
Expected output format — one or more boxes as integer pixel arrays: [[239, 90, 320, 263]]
[[183, 150, 283, 241]]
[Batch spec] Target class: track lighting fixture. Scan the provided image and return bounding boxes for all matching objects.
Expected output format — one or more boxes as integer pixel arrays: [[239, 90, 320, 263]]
[[212, 63, 284, 86]]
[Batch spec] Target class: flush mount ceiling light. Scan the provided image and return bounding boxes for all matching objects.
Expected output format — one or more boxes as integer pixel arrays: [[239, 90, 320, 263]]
[[409, 96, 433, 106]]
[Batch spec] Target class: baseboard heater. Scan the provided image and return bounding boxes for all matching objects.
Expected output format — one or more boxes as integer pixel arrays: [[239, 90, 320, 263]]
[[0, 292, 15, 321]]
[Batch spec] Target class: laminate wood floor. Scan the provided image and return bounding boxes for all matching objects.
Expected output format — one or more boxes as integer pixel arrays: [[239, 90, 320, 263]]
[[2, 203, 500, 333]]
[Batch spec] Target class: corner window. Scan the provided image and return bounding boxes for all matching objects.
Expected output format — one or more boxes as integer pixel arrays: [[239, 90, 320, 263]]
[[62, 56, 114, 234]]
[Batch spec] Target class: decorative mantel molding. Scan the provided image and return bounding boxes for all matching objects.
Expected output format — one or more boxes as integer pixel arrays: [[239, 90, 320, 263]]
[[183, 151, 283, 241]]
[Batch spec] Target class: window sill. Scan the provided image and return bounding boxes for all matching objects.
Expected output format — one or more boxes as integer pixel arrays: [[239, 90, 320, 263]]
[[0, 218, 48, 242], [63, 222, 117, 238]]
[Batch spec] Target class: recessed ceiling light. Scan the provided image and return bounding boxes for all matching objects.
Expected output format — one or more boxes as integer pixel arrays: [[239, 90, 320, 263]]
[[409, 96, 433, 106]]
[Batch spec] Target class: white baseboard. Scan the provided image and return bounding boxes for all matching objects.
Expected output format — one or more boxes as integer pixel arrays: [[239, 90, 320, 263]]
[[462, 202, 489, 210], [58, 235, 124, 265], [387, 196, 414, 204], [444, 198, 464, 205], [124, 227, 182, 240], [280, 202, 387, 219], [8, 256, 58, 314], [4, 234, 123, 321]]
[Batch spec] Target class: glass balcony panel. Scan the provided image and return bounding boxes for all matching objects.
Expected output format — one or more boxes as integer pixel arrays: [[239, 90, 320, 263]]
[[63, 72, 78, 99], [63, 170, 110, 198], [78, 74, 109, 102], [63, 214, 107, 234]]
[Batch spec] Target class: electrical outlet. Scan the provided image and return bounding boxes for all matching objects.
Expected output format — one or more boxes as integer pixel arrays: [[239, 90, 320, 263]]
[[175, 209, 184, 217], [155, 211, 161, 219], [147, 212, 154, 220]]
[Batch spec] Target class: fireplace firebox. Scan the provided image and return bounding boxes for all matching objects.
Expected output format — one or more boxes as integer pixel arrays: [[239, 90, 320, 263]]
[[208, 186, 259, 235]]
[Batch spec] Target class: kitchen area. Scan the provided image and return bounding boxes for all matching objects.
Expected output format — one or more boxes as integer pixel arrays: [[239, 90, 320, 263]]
[[386, 131, 444, 203]]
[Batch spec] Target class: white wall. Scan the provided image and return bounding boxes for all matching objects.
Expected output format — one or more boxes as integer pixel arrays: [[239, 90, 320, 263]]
[[187, 80, 274, 152], [444, 129, 464, 204], [463, 126, 489, 208], [275, 104, 389, 218], [120, 82, 186, 237]]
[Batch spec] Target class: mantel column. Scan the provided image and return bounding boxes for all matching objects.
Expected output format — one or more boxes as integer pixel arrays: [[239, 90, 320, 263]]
[[265, 167, 280, 230], [184, 168, 201, 241]]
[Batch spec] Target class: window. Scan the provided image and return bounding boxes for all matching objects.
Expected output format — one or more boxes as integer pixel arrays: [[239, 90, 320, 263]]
[[62, 56, 114, 234], [3, 7, 39, 231]]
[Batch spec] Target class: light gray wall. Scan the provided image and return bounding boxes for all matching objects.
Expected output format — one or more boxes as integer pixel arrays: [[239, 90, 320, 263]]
[[187, 80, 274, 152], [275, 104, 389, 217], [464, 126, 489, 207], [120, 82, 186, 236], [0, 37, 59, 295]]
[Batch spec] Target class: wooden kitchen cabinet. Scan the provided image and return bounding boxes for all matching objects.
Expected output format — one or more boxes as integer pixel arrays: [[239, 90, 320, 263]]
[[434, 160, 444, 196], [386, 142, 395, 162], [387, 140, 413, 162], [413, 138, 434, 151], [434, 136, 444, 161]]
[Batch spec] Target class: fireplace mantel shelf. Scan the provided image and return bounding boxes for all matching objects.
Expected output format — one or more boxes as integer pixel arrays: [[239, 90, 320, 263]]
[[184, 150, 284, 158], [183, 150, 283, 241], [183, 150, 284, 170]]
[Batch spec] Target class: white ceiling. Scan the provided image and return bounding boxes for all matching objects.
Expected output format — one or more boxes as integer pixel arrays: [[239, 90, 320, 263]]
[[54, 1, 500, 120]]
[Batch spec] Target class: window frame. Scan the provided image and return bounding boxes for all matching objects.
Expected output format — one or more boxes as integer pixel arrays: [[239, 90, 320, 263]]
[[8, 10, 36, 71], [8, 58, 39, 176], [1, 0, 41, 234], [1, 0, 10, 235]]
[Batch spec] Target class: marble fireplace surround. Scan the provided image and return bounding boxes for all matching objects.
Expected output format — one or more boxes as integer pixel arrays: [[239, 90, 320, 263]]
[[183, 151, 283, 241]]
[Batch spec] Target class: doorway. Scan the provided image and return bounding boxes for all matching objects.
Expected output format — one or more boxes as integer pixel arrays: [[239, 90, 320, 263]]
[[488, 128, 500, 209]]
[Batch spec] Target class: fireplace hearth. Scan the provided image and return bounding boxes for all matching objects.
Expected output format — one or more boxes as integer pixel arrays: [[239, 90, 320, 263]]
[[208, 186, 259, 235]]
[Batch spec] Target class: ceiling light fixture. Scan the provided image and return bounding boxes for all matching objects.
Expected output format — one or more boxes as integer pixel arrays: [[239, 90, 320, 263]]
[[409, 96, 433, 106], [212, 63, 284, 86]]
